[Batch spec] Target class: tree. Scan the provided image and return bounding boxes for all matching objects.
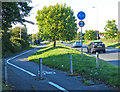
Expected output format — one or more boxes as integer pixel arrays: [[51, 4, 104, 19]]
[[2, 2, 32, 57], [84, 30, 97, 40], [36, 3, 77, 47], [76, 32, 85, 41], [115, 31, 120, 41], [2, 2, 33, 31], [104, 20, 118, 39], [10, 26, 29, 46]]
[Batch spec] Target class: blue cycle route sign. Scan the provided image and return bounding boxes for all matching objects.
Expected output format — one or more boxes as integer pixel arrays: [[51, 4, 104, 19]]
[[77, 11, 86, 20]]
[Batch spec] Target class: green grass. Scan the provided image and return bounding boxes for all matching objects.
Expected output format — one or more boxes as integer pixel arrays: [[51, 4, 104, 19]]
[[2, 83, 13, 90], [28, 43, 119, 89], [103, 42, 120, 48]]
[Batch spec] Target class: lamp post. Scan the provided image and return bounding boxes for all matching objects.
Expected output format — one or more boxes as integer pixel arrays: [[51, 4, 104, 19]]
[[93, 7, 99, 40]]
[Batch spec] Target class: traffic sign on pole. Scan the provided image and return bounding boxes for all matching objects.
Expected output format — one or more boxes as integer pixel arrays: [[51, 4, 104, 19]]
[[77, 11, 86, 20], [78, 21, 85, 27], [77, 11, 86, 60]]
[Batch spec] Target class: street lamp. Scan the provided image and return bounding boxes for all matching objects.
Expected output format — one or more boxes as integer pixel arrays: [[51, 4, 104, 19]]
[[93, 7, 99, 40]]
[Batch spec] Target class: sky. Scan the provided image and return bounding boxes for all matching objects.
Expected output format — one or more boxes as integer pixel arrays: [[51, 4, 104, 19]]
[[13, 0, 119, 34]]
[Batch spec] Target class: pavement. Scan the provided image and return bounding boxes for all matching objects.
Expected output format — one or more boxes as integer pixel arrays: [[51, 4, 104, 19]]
[[4, 44, 119, 91]]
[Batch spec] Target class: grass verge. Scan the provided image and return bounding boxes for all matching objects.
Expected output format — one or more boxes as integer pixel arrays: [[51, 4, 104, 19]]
[[28, 43, 119, 90], [2, 83, 13, 90], [103, 42, 120, 48]]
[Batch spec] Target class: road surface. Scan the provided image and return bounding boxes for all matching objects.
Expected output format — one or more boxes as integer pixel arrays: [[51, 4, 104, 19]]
[[62, 43, 120, 67], [4, 44, 115, 91]]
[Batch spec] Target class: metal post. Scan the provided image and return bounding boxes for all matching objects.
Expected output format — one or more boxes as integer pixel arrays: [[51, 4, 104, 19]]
[[70, 55, 73, 74], [4, 59, 8, 84], [32, 34, 34, 45], [81, 27, 83, 59], [96, 7, 98, 40], [96, 52, 99, 68], [39, 58, 42, 79], [36, 33, 38, 45]]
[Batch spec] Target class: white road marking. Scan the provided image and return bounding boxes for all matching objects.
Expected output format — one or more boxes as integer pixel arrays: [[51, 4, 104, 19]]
[[42, 71, 56, 75], [7, 49, 36, 77], [48, 81, 68, 92]]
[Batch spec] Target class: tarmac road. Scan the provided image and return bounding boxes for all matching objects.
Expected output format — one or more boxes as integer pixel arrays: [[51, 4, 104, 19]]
[[62, 43, 120, 67], [5, 44, 116, 91]]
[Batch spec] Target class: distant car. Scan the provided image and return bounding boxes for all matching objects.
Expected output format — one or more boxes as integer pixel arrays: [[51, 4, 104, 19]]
[[87, 41, 106, 53], [73, 41, 81, 47]]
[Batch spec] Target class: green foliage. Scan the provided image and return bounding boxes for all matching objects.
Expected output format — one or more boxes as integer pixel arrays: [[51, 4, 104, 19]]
[[115, 31, 120, 42], [2, 31, 14, 57], [29, 32, 43, 45], [76, 32, 85, 40], [104, 20, 118, 39], [36, 3, 77, 47], [2, 2, 33, 57], [2, 2, 32, 31], [10, 26, 29, 46], [2, 26, 30, 57], [84, 30, 97, 40]]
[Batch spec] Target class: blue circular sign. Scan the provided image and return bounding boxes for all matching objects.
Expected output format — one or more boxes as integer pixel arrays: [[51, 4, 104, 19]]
[[77, 11, 86, 20], [78, 21, 85, 27]]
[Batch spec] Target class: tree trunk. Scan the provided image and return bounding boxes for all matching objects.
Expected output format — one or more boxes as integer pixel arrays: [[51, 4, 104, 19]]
[[53, 36, 56, 47]]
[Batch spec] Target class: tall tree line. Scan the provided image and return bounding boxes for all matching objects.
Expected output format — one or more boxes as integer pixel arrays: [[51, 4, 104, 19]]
[[1, 2, 32, 57]]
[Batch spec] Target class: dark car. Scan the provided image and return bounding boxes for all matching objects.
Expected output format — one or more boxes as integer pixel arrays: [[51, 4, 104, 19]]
[[87, 41, 106, 53]]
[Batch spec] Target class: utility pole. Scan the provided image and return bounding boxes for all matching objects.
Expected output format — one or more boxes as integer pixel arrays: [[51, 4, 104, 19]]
[[32, 29, 34, 45], [93, 7, 98, 40], [36, 33, 38, 45], [20, 24, 21, 39]]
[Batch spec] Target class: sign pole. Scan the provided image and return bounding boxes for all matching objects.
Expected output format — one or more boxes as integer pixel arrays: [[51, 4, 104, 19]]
[[77, 11, 86, 61], [81, 27, 83, 60]]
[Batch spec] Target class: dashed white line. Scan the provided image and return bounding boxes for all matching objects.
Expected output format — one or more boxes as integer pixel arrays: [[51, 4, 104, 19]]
[[7, 49, 36, 77], [48, 81, 68, 92]]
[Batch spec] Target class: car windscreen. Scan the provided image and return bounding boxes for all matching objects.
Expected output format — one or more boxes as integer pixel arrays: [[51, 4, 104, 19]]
[[94, 42, 103, 45]]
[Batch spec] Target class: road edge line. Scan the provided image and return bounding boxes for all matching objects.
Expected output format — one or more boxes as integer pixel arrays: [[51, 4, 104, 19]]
[[48, 81, 68, 92], [7, 49, 36, 77]]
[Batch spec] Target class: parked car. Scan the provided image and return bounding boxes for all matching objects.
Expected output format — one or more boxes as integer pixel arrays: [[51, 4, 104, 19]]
[[73, 41, 81, 47], [87, 41, 106, 53]]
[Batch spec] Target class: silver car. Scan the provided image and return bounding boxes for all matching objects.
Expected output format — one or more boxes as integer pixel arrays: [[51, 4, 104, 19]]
[[73, 41, 81, 47]]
